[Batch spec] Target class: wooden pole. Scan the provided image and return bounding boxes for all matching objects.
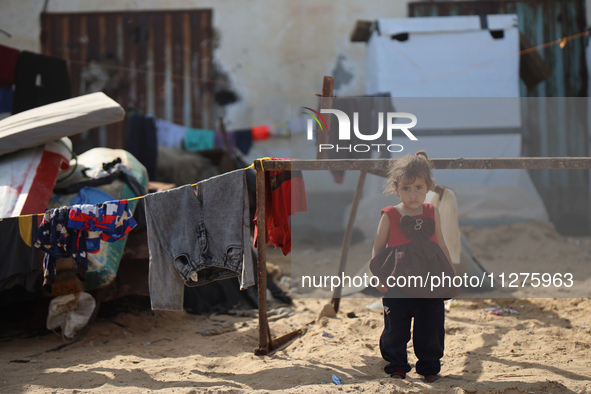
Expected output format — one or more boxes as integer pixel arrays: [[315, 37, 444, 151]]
[[317, 76, 334, 160], [257, 157, 591, 171], [331, 170, 367, 312], [254, 160, 270, 355]]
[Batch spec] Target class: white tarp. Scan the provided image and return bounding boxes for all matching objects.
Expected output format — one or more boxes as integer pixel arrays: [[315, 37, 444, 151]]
[[366, 15, 520, 129]]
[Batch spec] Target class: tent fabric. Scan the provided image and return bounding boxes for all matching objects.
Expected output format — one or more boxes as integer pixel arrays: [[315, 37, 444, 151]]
[[376, 15, 518, 36], [0, 92, 125, 157], [365, 15, 520, 130], [0, 138, 72, 219], [366, 15, 519, 98]]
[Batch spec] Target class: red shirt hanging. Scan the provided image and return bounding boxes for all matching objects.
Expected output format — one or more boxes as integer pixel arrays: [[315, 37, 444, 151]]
[[254, 158, 307, 255]]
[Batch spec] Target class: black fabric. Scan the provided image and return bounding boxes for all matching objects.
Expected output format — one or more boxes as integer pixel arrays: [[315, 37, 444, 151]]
[[0, 216, 41, 292], [0, 87, 13, 113], [182, 248, 291, 314], [369, 215, 460, 299], [53, 158, 146, 198], [234, 129, 253, 155], [380, 297, 445, 376], [125, 114, 158, 180], [183, 277, 258, 314], [12, 51, 71, 114]]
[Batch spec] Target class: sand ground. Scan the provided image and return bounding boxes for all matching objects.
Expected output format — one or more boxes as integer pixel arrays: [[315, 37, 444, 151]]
[[2, 220, 591, 393]]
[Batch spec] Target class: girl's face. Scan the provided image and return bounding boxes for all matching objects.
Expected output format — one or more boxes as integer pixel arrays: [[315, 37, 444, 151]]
[[396, 176, 428, 210]]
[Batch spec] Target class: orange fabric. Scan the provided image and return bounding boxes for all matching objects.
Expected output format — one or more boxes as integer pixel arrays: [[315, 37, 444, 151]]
[[251, 124, 270, 141]]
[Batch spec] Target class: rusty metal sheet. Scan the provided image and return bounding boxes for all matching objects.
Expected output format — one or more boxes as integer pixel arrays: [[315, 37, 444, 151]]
[[41, 9, 214, 152], [410, 0, 587, 100]]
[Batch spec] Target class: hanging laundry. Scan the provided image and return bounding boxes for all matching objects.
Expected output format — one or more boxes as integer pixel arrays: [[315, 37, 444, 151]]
[[0, 44, 19, 88], [0, 87, 14, 114], [288, 116, 307, 135], [34, 207, 88, 293], [214, 130, 236, 152], [144, 169, 255, 311], [267, 123, 278, 137], [251, 124, 270, 141], [184, 128, 215, 152], [33, 201, 137, 293], [233, 129, 252, 155], [254, 158, 308, 256], [67, 200, 137, 253], [12, 51, 71, 114], [0, 215, 42, 292], [275, 121, 290, 137], [155, 118, 186, 149], [125, 113, 157, 180]]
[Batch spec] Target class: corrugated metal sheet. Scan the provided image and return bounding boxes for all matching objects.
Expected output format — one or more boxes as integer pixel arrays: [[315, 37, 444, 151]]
[[41, 10, 214, 152], [409, 1, 587, 97], [409, 0, 589, 234]]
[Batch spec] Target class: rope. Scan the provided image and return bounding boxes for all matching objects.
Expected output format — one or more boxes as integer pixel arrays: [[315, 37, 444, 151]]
[[244, 157, 273, 171]]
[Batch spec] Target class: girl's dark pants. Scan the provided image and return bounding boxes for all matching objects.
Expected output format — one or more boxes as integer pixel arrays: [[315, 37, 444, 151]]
[[380, 297, 445, 376]]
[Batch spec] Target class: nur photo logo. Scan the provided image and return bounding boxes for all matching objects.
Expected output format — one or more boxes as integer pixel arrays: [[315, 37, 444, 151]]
[[303, 107, 418, 154]]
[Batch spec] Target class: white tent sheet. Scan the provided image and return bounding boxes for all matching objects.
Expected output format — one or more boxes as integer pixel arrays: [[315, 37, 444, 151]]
[[366, 15, 520, 129]]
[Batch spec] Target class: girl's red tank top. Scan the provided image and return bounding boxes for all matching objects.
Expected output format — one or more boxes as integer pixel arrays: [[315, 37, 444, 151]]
[[381, 203, 437, 247]]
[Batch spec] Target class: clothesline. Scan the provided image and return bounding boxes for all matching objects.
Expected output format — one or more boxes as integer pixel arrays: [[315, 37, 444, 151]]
[[13, 166, 303, 299], [2, 158, 275, 219], [120, 157, 277, 203], [124, 158, 273, 203]]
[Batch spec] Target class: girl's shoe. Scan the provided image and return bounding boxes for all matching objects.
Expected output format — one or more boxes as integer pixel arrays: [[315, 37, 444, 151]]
[[390, 371, 406, 379]]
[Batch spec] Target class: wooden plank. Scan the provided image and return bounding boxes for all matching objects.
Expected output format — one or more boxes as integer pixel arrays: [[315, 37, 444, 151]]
[[259, 158, 591, 172]]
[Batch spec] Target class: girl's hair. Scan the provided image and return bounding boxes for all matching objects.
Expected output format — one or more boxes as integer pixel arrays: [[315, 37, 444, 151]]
[[384, 151, 435, 195]]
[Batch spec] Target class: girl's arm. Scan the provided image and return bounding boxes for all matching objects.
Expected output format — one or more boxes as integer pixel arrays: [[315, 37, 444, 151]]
[[434, 206, 457, 275], [372, 214, 390, 258]]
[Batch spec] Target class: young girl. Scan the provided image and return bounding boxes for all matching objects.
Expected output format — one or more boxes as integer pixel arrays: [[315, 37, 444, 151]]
[[371, 151, 457, 383]]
